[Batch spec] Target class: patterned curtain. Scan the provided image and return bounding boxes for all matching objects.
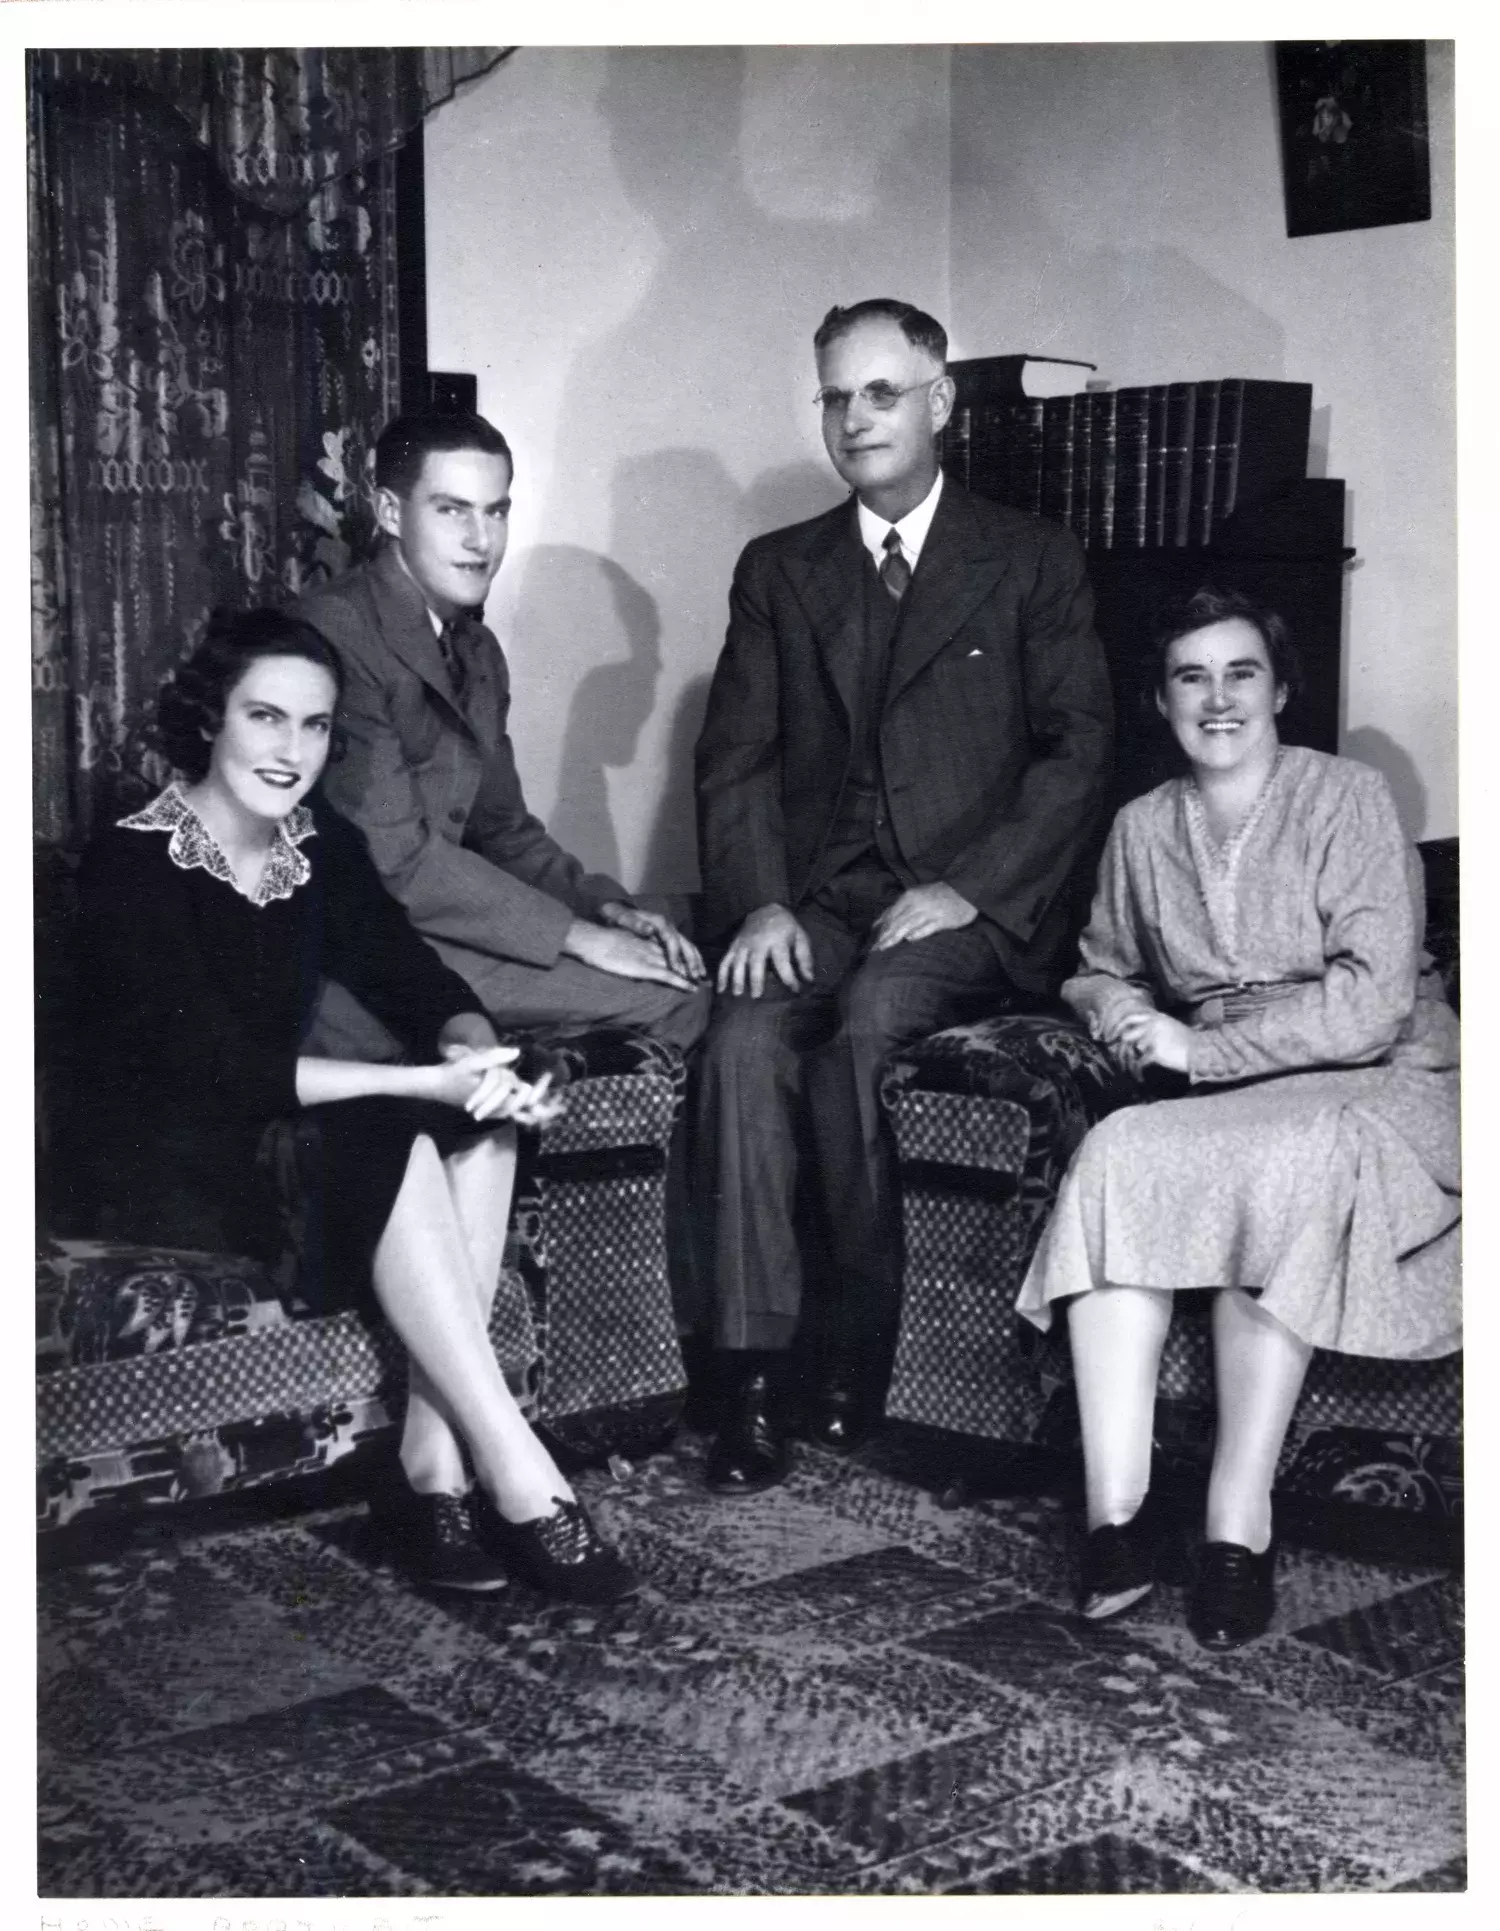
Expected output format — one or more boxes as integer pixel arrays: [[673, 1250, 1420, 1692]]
[[29, 48, 508, 848]]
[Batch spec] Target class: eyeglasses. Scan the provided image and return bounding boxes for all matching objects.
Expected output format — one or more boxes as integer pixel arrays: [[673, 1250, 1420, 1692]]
[[813, 377, 942, 416]]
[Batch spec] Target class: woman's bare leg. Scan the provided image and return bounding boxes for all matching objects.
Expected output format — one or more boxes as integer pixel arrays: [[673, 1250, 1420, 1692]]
[[1206, 1288, 1312, 1552], [397, 1131, 518, 1495], [378, 1134, 574, 1520], [1067, 1284, 1173, 1531], [444, 1132, 515, 1323]]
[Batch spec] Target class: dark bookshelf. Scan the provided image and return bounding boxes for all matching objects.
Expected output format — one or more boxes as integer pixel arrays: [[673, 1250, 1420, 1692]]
[[943, 357, 1347, 819], [944, 364, 1315, 558]]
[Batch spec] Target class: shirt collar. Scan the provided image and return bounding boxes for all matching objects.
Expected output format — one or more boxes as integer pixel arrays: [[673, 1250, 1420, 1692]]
[[856, 468, 944, 571]]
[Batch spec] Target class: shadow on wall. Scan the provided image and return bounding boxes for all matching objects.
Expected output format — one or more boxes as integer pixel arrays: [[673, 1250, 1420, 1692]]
[[639, 669, 713, 900], [523, 45, 945, 893], [950, 47, 1290, 380], [509, 546, 663, 883], [608, 450, 834, 893], [1343, 725, 1429, 843]]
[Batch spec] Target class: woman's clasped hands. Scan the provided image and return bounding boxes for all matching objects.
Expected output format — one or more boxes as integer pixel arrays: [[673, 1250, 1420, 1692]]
[[427, 1043, 566, 1127]]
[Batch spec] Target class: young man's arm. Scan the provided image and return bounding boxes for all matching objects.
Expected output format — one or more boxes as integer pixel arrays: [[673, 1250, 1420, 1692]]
[[318, 606, 699, 986], [319, 621, 578, 969]]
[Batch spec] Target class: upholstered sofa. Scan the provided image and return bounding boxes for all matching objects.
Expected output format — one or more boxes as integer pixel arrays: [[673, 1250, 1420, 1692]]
[[35, 850, 688, 1533], [880, 838, 1461, 1556]]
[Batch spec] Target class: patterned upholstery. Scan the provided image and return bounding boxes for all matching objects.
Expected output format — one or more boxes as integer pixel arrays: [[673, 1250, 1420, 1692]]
[[511, 1032, 688, 1461], [37, 1026, 688, 1531], [880, 839, 1462, 1529]]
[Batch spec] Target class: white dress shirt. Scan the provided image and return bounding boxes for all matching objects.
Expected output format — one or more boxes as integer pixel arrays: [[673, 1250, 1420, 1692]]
[[855, 469, 944, 577]]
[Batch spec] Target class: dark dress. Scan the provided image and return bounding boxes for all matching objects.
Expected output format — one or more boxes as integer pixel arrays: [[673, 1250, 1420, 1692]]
[[71, 783, 495, 1312]]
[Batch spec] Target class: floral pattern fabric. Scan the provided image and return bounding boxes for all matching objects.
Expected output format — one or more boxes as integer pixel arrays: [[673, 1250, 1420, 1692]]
[[28, 51, 493, 846], [31, 49, 506, 218]]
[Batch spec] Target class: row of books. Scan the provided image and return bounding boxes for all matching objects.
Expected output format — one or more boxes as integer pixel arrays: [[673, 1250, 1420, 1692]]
[[941, 371, 1314, 551]]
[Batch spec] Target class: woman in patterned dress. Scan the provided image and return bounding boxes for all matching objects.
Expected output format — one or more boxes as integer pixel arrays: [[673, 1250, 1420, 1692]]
[[1016, 588, 1460, 1646], [73, 608, 637, 1603]]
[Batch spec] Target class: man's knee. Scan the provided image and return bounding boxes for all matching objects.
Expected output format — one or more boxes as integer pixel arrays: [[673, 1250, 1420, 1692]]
[[661, 981, 713, 1052], [613, 979, 711, 1052], [701, 990, 805, 1087], [837, 953, 936, 1055], [838, 941, 1001, 1055]]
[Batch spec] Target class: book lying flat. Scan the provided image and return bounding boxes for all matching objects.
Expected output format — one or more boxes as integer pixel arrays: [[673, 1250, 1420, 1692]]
[[951, 354, 1098, 401]]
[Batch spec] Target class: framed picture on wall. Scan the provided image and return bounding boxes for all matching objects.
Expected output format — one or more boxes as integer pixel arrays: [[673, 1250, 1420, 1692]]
[[1275, 40, 1431, 238]]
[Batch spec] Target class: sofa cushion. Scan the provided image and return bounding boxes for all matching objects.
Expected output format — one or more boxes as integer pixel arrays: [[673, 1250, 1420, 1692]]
[[882, 1009, 1131, 1116], [38, 1239, 287, 1372]]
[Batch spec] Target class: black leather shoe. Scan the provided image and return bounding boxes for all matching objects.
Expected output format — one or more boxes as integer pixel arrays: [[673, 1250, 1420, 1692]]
[[706, 1369, 791, 1494], [1188, 1538, 1277, 1649], [803, 1377, 880, 1454], [399, 1491, 510, 1593], [1078, 1511, 1156, 1622], [472, 1491, 640, 1604]]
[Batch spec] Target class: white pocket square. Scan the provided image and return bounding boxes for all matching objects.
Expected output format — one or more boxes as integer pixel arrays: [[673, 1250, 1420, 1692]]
[[966, 648, 985, 657]]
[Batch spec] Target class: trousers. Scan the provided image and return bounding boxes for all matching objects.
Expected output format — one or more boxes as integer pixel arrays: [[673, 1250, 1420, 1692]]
[[694, 861, 1014, 1357], [307, 957, 711, 1060]]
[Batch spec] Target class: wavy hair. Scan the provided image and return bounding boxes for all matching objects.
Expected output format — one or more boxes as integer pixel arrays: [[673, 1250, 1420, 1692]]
[[374, 410, 513, 499], [813, 299, 948, 368], [1148, 585, 1303, 703], [155, 607, 345, 782]]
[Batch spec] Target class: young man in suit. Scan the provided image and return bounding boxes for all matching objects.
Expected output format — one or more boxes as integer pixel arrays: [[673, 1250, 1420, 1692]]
[[296, 412, 709, 1057], [694, 299, 1114, 1491]]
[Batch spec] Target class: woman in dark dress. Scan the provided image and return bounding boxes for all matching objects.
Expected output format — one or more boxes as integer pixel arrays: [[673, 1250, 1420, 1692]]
[[74, 608, 636, 1603]]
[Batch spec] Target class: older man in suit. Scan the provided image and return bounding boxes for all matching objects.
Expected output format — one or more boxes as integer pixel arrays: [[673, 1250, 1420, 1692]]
[[694, 299, 1114, 1491], [296, 412, 709, 1058]]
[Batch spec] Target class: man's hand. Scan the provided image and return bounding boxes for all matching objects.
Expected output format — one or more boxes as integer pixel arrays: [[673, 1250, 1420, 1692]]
[[868, 882, 978, 952], [563, 919, 702, 991], [716, 904, 815, 998], [1112, 1009, 1193, 1076], [599, 900, 707, 982]]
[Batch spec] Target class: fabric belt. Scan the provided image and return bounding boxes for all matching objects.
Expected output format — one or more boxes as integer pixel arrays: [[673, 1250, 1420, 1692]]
[[1185, 981, 1308, 1029]]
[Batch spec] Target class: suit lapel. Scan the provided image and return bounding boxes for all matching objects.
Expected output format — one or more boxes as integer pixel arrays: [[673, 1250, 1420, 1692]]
[[367, 547, 476, 732], [884, 484, 1013, 705], [781, 502, 870, 721]]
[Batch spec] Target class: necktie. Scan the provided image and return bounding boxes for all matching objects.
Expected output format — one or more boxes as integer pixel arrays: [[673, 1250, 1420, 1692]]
[[437, 613, 471, 704], [880, 528, 912, 602]]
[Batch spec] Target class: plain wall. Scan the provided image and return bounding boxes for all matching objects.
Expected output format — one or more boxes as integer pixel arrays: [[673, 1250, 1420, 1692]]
[[950, 41, 1457, 839], [425, 42, 1456, 884], [424, 46, 951, 891]]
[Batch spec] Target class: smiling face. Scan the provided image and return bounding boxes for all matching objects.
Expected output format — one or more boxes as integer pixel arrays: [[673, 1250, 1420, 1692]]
[[205, 654, 338, 828], [376, 447, 513, 619], [816, 316, 953, 522], [1156, 617, 1287, 777]]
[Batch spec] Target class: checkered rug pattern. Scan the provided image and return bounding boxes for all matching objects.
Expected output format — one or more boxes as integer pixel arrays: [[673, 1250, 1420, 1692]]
[[38, 1430, 1464, 1898]]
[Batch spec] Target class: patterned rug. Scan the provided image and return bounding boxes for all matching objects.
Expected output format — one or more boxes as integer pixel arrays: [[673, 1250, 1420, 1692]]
[[37, 1428, 1465, 1898]]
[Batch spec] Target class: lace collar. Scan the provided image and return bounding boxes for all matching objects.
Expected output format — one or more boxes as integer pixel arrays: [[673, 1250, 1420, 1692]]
[[1181, 750, 1284, 965], [1183, 749, 1284, 871], [118, 783, 316, 906]]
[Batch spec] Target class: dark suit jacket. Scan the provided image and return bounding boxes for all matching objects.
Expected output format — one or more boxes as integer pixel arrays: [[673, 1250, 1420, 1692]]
[[695, 481, 1114, 989], [294, 547, 627, 1006]]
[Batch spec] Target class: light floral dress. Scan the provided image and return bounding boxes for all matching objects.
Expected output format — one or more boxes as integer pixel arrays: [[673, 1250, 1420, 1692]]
[[1017, 747, 1460, 1359]]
